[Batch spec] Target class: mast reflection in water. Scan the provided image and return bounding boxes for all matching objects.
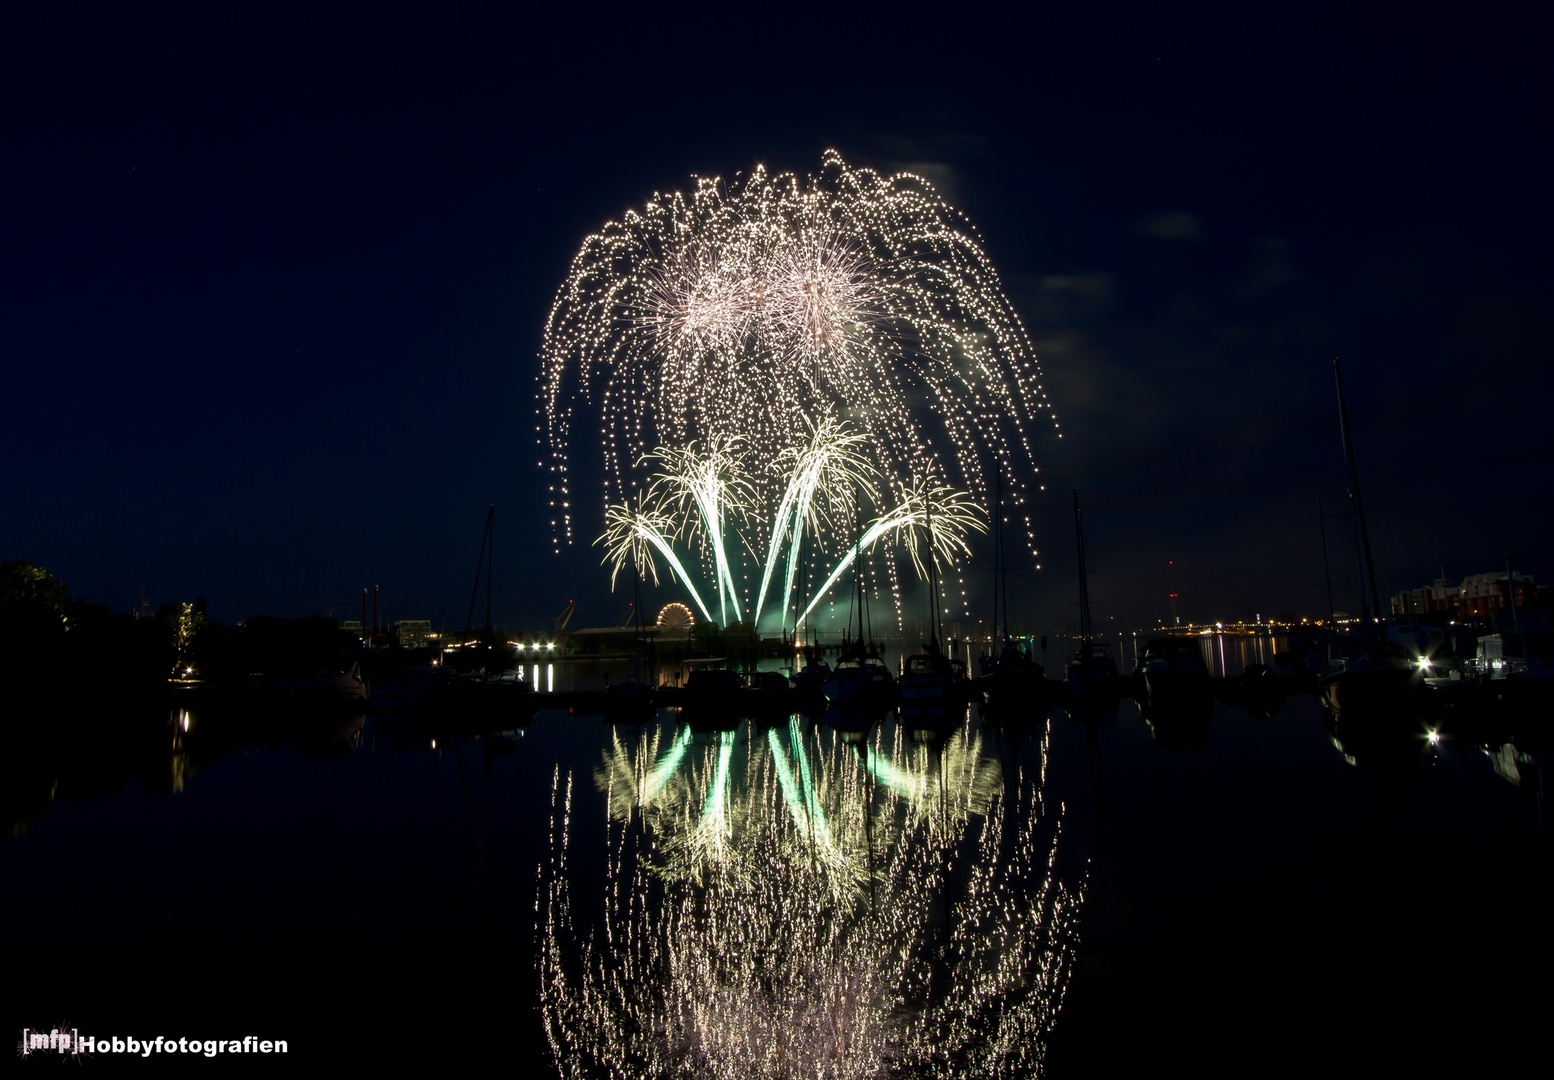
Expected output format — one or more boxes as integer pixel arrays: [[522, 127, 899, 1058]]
[[541, 714, 1084, 1078]]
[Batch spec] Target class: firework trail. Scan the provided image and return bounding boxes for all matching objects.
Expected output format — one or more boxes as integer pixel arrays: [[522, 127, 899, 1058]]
[[542, 151, 1059, 629]]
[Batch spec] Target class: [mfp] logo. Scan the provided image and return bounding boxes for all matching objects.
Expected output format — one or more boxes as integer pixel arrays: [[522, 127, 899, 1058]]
[[18, 1027, 88, 1058]]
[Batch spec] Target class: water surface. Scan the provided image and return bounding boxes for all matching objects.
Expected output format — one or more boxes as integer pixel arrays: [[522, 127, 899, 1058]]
[[4, 670, 1547, 1073]]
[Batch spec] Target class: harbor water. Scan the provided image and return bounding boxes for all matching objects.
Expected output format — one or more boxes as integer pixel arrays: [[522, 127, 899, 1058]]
[[3, 651, 1548, 1073]]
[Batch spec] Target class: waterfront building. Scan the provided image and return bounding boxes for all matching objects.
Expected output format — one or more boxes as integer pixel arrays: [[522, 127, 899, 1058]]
[[1456, 571, 1536, 619], [394, 620, 432, 648], [1388, 577, 1457, 616], [1388, 571, 1538, 618]]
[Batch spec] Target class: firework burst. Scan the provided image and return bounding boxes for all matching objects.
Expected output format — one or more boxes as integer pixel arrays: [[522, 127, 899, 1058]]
[[542, 151, 1058, 629]]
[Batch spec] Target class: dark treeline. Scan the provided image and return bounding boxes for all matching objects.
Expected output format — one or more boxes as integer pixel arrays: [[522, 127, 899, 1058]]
[[0, 562, 174, 693], [191, 617, 361, 683], [0, 562, 362, 695], [1, 562, 371, 841]]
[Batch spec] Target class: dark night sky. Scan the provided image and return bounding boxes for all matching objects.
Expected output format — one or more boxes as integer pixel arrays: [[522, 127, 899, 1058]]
[[3, 2, 1550, 635]]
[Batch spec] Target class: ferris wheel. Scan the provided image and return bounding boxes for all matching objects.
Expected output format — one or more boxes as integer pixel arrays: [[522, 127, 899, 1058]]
[[656, 602, 695, 634]]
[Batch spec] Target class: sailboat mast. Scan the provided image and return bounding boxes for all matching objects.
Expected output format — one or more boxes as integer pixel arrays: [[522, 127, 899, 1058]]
[[926, 496, 940, 649], [1333, 360, 1383, 624], [996, 470, 1010, 643], [464, 504, 495, 640], [631, 555, 646, 677], [1317, 494, 1336, 625], [1074, 489, 1093, 642], [849, 507, 864, 651]]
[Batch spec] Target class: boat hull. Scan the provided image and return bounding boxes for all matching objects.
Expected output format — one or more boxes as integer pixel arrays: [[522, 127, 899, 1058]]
[[1318, 665, 1425, 719]]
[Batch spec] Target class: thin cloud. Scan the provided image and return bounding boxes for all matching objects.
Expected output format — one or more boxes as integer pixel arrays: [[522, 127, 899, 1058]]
[[1243, 238, 1298, 294], [1139, 211, 1205, 241]]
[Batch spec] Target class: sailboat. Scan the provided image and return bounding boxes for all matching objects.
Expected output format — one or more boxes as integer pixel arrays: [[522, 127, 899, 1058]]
[[899, 496, 972, 716], [977, 470, 1047, 716], [821, 531, 896, 707], [791, 631, 832, 703], [791, 543, 833, 702], [1065, 489, 1120, 699], [1316, 359, 1425, 719], [604, 560, 656, 713], [449, 505, 533, 716]]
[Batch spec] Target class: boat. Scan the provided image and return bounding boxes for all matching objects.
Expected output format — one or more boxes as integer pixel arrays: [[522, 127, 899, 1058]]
[[823, 643, 896, 707], [251, 661, 368, 705], [442, 667, 536, 725], [369, 663, 452, 712], [792, 659, 831, 698], [442, 503, 534, 716], [1318, 660, 1425, 717], [1474, 630, 1554, 681], [1067, 640, 1120, 701], [1217, 663, 1287, 718], [899, 495, 971, 714], [822, 535, 897, 707], [978, 640, 1052, 708], [900, 647, 967, 701], [899, 646, 971, 714], [603, 673, 656, 714], [977, 471, 1053, 719], [1065, 490, 1121, 701], [1136, 636, 1211, 698], [1315, 360, 1428, 721], [679, 667, 745, 731], [1139, 689, 1214, 749], [606, 552, 658, 713], [678, 660, 745, 713], [791, 638, 832, 703], [741, 670, 798, 715]]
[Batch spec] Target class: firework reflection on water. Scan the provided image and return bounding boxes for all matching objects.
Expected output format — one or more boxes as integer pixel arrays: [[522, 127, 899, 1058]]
[[540, 715, 1085, 1078]]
